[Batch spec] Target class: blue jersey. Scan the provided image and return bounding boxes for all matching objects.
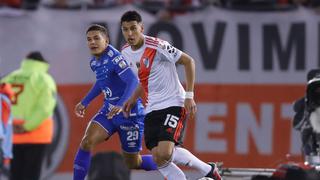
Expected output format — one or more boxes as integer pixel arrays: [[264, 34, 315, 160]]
[[81, 45, 144, 117]]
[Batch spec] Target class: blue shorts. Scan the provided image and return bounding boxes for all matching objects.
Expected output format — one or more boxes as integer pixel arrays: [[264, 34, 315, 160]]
[[92, 112, 144, 153]]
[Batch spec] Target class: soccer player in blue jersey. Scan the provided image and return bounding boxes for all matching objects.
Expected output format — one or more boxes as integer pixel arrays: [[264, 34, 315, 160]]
[[73, 24, 157, 180]]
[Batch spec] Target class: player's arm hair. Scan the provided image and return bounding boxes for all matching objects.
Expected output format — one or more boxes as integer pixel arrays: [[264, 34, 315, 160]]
[[176, 52, 195, 92]]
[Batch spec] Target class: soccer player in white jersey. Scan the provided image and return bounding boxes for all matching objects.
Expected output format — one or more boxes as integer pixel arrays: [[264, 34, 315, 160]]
[[121, 11, 222, 180]]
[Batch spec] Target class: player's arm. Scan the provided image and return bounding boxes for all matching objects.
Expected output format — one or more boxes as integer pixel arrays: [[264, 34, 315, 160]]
[[108, 67, 138, 119], [81, 81, 101, 107], [107, 54, 139, 118], [122, 84, 143, 118], [176, 52, 197, 118], [176, 52, 195, 93], [75, 81, 101, 118], [116, 68, 138, 106]]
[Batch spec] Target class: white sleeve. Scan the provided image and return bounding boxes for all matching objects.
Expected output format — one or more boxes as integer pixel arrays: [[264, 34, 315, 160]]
[[158, 40, 182, 63]]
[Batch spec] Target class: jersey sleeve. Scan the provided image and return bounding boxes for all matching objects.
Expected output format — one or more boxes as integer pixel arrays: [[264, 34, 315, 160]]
[[116, 68, 138, 106], [112, 54, 130, 76], [112, 54, 138, 106], [158, 40, 182, 63], [81, 81, 101, 107]]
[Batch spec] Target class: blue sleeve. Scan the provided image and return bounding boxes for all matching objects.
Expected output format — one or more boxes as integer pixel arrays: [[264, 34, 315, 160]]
[[116, 68, 139, 106], [81, 81, 101, 107]]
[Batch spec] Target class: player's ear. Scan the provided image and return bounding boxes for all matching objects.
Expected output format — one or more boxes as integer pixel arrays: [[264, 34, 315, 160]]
[[140, 23, 144, 33]]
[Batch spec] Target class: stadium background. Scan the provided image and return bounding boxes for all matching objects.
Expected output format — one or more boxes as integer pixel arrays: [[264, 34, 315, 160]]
[[1, 2, 317, 179]]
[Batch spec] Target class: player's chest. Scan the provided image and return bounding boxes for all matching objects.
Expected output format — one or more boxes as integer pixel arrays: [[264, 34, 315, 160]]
[[92, 61, 113, 79]]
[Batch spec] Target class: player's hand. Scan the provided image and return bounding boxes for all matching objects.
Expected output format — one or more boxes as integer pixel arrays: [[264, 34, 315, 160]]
[[107, 106, 122, 119], [123, 98, 136, 118], [75, 102, 86, 118], [184, 98, 197, 119]]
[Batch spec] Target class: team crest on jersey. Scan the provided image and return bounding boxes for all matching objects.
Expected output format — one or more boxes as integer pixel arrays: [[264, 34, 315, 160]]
[[107, 50, 114, 57], [142, 57, 150, 68]]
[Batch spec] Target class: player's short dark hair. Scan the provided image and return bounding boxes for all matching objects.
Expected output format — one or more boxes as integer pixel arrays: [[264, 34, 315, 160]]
[[121, 11, 142, 24], [26, 51, 47, 63], [86, 24, 109, 39]]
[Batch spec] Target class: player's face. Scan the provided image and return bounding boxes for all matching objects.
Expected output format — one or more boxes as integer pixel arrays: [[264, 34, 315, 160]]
[[121, 21, 144, 47], [86, 30, 109, 57]]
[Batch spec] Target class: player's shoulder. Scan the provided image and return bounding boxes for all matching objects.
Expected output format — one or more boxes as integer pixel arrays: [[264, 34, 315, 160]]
[[105, 45, 126, 64], [106, 45, 121, 58], [145, 36, 161, 49], [89, 57, 96, 68], [145, 36, 172, 51], [121, 43, 130, 52]]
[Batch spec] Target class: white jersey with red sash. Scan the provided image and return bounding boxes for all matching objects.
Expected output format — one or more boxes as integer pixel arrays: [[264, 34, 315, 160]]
[[122, 35, 185, 113]]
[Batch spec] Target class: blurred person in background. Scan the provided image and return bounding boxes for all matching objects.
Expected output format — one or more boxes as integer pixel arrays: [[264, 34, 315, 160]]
[[0, 82, 14, 173], [0, 0, 41, 9], [0, 0, 21, 8], [292, 69, 320, 158], [1, 51, 57, 180], [42, 0, 125, 9], [121, 11, 222, 180], [73, 24, 157, 180]]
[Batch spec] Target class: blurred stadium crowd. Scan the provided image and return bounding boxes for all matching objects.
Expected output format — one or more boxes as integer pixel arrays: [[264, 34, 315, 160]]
[[0, 0, 320, 18]]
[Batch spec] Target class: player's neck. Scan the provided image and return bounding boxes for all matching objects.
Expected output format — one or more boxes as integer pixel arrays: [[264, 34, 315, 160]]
[[131, 37, 144, 51], [94, 46, 108, 60]]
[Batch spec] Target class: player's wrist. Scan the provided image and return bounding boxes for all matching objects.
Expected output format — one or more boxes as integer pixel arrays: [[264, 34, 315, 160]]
[[79, 101, 87, 108], [185, 91, 194, 99]]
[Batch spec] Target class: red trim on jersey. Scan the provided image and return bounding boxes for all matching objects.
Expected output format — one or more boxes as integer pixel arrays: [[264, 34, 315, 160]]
[[146, 37, 159, 43], [145, 42, 158, 48], [146, 38, 159, 46], [138, 47, 157, 104], [121, 43, 130, 51], [174, 108, 186, 142], [146, 39, 158, 44]]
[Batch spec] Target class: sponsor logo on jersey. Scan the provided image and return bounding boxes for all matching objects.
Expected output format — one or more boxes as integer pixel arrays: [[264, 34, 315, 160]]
[[120, 125, 139, 131], [112, 55, 124, 64], [107, 50, 114, 57], [119, 60, 127, 69], [128, 142, 137, 147], [143, 57, 149, 68], [102, 87, 112, 98]]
